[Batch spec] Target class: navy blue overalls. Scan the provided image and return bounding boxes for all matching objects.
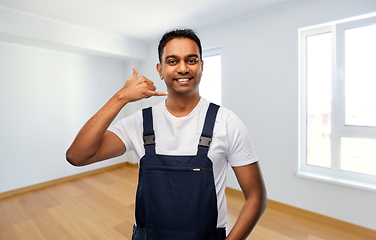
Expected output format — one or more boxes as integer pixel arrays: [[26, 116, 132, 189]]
[[132, 103, 226, 240]]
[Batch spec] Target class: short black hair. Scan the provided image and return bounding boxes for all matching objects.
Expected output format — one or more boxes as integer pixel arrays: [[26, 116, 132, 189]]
[[158, 29, 202, 63]]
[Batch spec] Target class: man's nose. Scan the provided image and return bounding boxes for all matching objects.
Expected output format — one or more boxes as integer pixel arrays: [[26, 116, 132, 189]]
[[177, 61, 189, 74]]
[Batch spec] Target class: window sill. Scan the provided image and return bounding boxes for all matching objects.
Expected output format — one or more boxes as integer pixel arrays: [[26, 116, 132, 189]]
[[296, 170, 376, 192]]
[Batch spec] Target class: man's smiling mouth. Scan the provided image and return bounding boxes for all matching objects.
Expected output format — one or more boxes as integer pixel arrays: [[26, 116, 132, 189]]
[[174, 77, 193, 82]]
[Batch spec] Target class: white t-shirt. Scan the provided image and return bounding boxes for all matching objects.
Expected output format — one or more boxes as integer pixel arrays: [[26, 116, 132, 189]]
[[109, 97, 258, 228]]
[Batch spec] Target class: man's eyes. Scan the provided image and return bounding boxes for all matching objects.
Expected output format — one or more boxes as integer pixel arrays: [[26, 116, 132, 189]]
[[166, 58, 198, 65]]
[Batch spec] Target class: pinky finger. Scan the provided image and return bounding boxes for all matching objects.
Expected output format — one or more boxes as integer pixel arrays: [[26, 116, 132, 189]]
[[152, 91, 168, 96]]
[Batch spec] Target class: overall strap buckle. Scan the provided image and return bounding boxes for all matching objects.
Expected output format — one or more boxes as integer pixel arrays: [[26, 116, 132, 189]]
[[198, 136, 212, 148], [143, 134, 155, 146]]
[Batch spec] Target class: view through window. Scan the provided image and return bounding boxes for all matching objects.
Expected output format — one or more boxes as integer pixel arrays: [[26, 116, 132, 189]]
[[200, 54, 222, 106], [306, 32, 332, 168]]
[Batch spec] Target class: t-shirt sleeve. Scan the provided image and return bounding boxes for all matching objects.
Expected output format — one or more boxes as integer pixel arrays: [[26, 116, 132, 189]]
[[226, 111, 258, 167], [107, 110, 143, 154]]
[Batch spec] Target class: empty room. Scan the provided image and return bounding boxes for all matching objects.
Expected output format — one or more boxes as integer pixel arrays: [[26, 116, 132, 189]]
[[1, 0, 376, 239]]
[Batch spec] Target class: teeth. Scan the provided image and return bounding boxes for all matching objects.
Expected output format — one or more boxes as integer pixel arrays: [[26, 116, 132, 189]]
[[177, 78, 189, 82]]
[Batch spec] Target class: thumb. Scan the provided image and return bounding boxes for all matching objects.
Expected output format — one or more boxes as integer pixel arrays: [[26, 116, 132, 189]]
[[131, 66, 138, 78]]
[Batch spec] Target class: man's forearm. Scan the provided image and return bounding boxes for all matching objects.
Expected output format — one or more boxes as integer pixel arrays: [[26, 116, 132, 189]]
[[226, 196, 267, 240], [66, 93, 128, 165]]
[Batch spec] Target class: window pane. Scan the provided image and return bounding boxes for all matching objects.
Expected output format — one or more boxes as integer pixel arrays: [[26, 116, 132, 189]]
[[200, 55, 222, 105], [341, 137, 376, 176], [306, 33, 332, 168], [345, 24, 376, 127]]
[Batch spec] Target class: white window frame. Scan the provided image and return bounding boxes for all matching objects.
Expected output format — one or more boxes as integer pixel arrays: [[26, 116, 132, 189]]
[[298, 15, 376, 192]]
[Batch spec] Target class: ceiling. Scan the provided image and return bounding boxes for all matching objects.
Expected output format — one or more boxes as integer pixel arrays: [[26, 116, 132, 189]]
[[0, 0, 299, 43]]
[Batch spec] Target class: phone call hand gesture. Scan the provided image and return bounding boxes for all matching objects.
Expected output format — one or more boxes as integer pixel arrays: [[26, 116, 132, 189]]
[[118, 66, 167, 104]]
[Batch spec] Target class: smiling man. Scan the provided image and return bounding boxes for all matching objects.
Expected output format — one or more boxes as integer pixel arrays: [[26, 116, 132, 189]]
[[66, 29, 267, 240]]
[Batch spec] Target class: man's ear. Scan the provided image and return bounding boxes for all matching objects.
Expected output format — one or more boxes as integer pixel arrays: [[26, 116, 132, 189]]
[[156, 63, 163, 80]]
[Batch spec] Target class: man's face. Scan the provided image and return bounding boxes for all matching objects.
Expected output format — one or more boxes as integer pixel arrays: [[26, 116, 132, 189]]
[[157, 38, 203, 97]]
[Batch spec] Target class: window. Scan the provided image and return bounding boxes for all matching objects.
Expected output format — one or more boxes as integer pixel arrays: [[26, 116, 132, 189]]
[[299, 14, 376, 191], [200, 48, 222, 105]]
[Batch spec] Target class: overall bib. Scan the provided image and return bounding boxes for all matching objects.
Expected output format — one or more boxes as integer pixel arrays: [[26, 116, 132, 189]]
[[132, 103, 226, 240]]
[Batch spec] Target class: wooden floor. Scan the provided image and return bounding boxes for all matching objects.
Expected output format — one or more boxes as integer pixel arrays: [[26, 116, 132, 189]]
[[0, 165, 374, 240]]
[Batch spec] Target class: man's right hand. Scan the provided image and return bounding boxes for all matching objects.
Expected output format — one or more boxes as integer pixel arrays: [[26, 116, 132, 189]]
[[117, 66, 167, 104]]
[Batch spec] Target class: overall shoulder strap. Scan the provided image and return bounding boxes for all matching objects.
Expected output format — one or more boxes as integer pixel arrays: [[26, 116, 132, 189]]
[[197, 103, 220, 156], [142, 107, 156, 155]]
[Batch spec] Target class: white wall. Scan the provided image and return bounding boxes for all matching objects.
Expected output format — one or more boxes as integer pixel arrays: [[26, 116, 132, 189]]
[[0, 42, 131, 193], [194, 0, 376, 231], [0, 5, 151, 191]]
